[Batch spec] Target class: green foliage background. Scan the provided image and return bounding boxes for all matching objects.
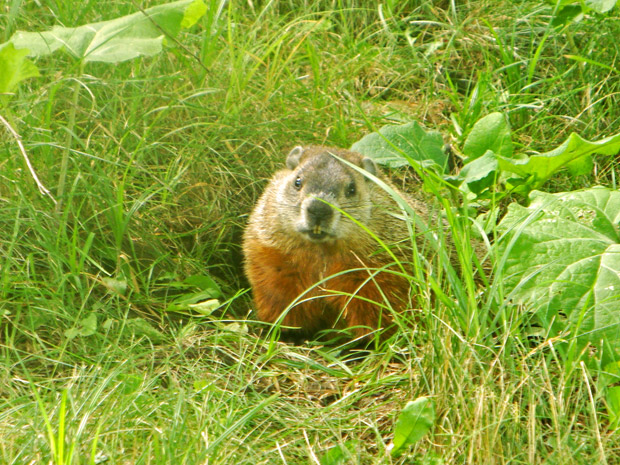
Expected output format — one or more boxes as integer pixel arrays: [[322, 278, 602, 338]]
[[1, 0, 620, 464]]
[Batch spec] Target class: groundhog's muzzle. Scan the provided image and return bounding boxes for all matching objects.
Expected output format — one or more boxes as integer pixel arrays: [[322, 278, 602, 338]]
[[299, 197, 338, 241]]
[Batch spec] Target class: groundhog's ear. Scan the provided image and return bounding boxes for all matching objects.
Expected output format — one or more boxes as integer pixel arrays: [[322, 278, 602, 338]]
[[361, 157, 377, 177], [286, 146, 304, 170]]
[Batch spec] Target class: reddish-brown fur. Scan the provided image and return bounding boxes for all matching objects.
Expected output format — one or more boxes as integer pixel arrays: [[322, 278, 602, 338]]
[[244, 241, 409, 338], [243, 146, 421, 341]]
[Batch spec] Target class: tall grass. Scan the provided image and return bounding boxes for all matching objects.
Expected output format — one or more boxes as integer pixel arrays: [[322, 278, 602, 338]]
[[1, 0, 620, 463]]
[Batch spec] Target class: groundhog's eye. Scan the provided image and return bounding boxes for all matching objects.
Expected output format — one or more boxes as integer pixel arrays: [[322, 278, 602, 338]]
[[293, 176, 303, 190], [345, 182, 356, 197]]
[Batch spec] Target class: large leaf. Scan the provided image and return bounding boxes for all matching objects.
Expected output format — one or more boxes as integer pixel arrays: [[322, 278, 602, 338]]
[[351, 122, 448, 171], [0, 42, 39, 104], [163, 273, 222, 314], [499, 132, 620, 191], [8, 0, 206, 63], [547, 0, 617, 13], [586, 0, 617, 13], [463, 112, 513, 161], [600, 361, 620, 429], [498, 187, 620, 347], [551, 5, 584, 27], [447, 149, 499, 197], [390, 396, 435, 457]]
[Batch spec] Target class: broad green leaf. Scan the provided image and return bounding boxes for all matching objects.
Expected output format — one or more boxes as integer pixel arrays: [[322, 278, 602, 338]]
[[499, 132, 620, 190], [601, 361, 620, 428], [586, 0, 617, 13], [607, 386, 620, 429], [166, 290, 221, 313], [165, 273, 222, 314], [183, 274, 222, 295], [64, 313, 97, 340], [546, 0, 617, 11], [600, 361, 620, 389], [102, 277, 128, 295], [566, 150, 594, 175], [551, 5, 584, 27], [498, 188, 620, 347], [351, 122, 447, 171], [0, 42, 39, 103], [219, 321, 248, 334], [188, 299, 221, 316], [181, 0, 208, 28], [8, 0, 206, 63], [125, 317, 166, 343], [463, 112, 513, 161], [390, 396, 435, 457], [159, 273, 222, 314], [79, 313, 98, 336], [457, 149, 499, 195]]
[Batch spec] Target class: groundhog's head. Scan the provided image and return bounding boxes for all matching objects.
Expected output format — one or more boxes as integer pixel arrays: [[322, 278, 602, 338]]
[[275, 146, 378, 244]]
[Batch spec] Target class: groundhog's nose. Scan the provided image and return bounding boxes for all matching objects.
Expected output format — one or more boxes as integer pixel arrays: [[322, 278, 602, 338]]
[[306, 199, 333, 224]]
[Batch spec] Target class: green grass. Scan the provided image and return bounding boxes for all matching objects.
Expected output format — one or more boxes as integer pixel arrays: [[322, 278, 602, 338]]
[[1, 0, 620, 463]]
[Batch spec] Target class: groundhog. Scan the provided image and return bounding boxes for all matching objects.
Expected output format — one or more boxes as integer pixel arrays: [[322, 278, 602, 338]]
[[243, 145, 447, 341]]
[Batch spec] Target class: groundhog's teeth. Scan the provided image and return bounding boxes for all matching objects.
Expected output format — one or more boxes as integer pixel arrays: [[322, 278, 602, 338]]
[[313, 225, 322, 235]]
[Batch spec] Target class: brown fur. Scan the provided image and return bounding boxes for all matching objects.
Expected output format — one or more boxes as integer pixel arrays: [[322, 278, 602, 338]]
[[243, 145, 444, 341]]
